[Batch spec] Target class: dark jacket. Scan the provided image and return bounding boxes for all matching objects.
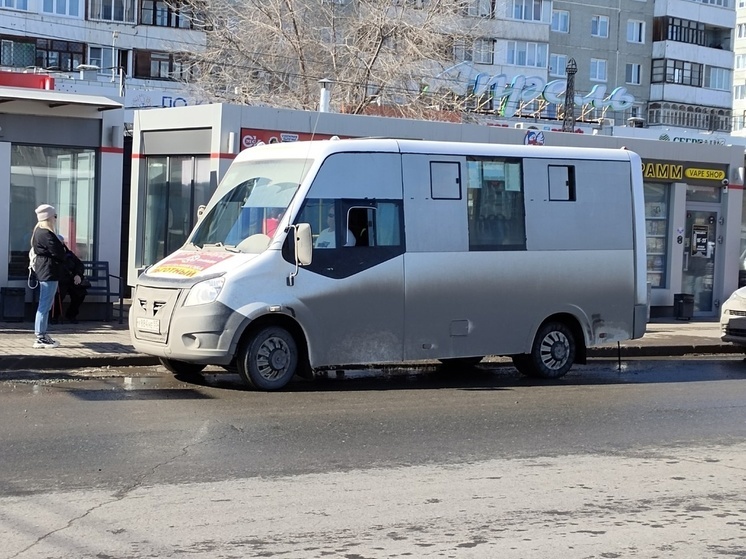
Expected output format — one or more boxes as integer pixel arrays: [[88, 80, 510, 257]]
[[60, 245, 86, 287], [31, 227, 66, 282]]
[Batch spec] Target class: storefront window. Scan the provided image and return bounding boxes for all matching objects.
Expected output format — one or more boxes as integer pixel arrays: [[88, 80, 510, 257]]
[[142, 155, 211, 267], [644, 183, 670, 288], [7, 145, 97, 279]]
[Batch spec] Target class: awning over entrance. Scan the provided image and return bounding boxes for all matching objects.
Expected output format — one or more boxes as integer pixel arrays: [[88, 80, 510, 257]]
[[0, 86, 122, 111]]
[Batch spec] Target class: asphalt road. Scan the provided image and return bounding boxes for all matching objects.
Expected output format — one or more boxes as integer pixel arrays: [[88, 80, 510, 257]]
[[2, 357, 746, 558]]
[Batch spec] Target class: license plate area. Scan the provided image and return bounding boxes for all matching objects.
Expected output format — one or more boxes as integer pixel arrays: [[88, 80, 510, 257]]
[[136, 317, 160, 334]]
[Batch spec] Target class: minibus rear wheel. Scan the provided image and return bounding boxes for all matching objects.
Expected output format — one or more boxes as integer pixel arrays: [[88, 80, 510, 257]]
[[237, 326, 298, 391], [512, 321, 575, 379], [158, 357, 206, 377]]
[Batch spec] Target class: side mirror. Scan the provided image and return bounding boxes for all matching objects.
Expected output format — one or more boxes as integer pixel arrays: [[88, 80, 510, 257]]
[[295, 223, 313, 266], [287, 223, 312, 286]]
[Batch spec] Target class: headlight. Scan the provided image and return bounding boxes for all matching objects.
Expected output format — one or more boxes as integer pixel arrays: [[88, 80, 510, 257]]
[[184, 277, 225, 307]]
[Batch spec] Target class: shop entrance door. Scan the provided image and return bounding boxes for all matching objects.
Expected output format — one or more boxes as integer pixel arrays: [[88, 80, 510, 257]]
[[682, 206, 719, 316]]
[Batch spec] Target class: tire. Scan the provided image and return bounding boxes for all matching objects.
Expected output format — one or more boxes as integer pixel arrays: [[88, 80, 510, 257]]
[[438, 356, 484, 368], [237, 326, 298, 391], [512, 321, 575, 379], [158, 357, 206, 377]]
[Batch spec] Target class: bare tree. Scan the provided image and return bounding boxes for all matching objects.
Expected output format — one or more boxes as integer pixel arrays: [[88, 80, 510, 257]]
[[179, 0, 490, 118]]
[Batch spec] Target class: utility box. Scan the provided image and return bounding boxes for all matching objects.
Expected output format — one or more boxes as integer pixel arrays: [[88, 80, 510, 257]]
[[1, 287, 25, 322], [674, 293, 694, 321]]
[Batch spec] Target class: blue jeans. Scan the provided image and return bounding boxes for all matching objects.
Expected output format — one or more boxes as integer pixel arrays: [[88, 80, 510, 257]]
[[35, 280, 58, 337]]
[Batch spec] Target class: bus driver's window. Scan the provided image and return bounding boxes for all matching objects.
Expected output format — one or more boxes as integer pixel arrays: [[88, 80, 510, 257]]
[[315, 206, 355, 248]]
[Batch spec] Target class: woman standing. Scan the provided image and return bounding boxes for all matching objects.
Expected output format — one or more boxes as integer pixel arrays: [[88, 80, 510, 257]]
[[31, 204, 66, 348]]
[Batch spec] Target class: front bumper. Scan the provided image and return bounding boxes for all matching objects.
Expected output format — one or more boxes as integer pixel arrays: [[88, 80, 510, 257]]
[[129, 285, 248, 364]]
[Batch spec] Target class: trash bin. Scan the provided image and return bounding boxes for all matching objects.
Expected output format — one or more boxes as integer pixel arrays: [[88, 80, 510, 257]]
[[674, 293, 694, 321], [1, 287, 25, 322]]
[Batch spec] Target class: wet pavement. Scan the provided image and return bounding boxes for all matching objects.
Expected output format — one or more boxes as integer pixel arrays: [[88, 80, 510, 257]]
[[0, 315, 743, 374]]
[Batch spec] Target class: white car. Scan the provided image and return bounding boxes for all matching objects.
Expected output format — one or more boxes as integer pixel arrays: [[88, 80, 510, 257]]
[[720, 286, 746, 345]]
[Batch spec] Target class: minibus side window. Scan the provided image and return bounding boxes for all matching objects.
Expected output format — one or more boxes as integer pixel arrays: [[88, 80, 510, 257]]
[[466, 158, 526, 251], [286, 198, 404, 279]]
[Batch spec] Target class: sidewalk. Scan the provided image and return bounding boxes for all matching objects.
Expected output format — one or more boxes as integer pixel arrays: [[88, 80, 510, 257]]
[[0, 317, 743, 373]]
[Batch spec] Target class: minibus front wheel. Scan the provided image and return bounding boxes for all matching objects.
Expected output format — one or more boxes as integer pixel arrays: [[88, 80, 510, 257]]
[[237, 326, 298, 391], [512, 321, 575, 379]]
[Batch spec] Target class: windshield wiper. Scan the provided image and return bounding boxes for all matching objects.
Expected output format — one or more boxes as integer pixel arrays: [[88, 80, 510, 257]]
[[203, 242, 240, 253]]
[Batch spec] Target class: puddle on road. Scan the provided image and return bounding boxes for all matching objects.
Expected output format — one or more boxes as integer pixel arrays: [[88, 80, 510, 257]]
[[1, 356, 743, 396]]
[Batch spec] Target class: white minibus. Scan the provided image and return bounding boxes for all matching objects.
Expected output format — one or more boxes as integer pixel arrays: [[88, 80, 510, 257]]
[[130, 138, 647, 390]]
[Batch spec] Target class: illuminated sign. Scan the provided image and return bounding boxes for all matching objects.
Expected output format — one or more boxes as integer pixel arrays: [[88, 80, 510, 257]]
[[685, 168, 725, 180], [643, 163, 683, 181], [426, 62, 636, 118]]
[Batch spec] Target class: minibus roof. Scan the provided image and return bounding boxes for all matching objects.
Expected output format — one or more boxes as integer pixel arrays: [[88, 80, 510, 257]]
[[233, 137, 638, 163]]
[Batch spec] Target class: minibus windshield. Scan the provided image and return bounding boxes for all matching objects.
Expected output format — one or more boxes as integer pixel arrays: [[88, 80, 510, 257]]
[[190, 159, 310, 252]]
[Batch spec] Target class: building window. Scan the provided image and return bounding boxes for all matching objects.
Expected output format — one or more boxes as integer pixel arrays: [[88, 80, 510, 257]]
[[507, 41, 547, 69], [512, 0, 549, 23], [464, 0, 494, 18], [42, 0, 81, 16], [142, 156, 211, 266], [0, 37, 35, 67], [35, 39, 85, 72], [590, 58, 607, 81], [2, 0, 29, 9], [456, 38, 495, 64], [736, 54, 746, 69], [90, 0, 136, 22], [8, 145, 97, 279], [735, 85, 746, 100], [625, 63, 641, 85], [591, 15, 609, 38], [627, 20, 645, 43], [739, 23, 746, 39], [644, 183, 670, 289], [134, 49, 190, 80], [550, 53, 567, 77], [705, 66, 730, 91], [89, 46, 128, 75], [651, 59, 703, 87], [551, 10, 569, 33], [140, 0, 194, 28], [657, 17, 705, 45]]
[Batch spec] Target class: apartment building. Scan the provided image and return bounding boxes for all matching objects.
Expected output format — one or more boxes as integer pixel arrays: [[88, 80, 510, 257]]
[[0, 0, 206, 111]]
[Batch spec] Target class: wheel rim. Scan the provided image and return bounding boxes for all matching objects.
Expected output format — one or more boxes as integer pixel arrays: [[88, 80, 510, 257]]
[[539, 330, 570, 371], [254, 335, 292, 381]]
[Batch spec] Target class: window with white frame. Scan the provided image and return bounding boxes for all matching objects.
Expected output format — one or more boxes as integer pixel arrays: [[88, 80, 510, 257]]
[[625, 63, 641, 84], [455, 38, 495, 65], [550, 53, 567, 76], [90, 0, 136, 22], [736, 54, 746, 69], [512, 0, 550, 23], [2, 0, 29, 9], [464, 0, 494, 18], [591, 15, 609, 38], [42, 0, 81, 16], [590, 58, 607, 81], [627, 20, 645, 43], [704, 66, 730, 90], [551, 10, 569, 32], [507, 41, 548, 68], [89, 46, 127, 74], [739, 24, 746, 38], [735, 85, 746, 100]]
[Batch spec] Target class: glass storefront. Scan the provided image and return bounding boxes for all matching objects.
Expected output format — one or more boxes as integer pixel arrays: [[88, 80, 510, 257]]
[[644, 182, 670, 288], [7, 145, 96, 279], [142, 155, 211, 267]]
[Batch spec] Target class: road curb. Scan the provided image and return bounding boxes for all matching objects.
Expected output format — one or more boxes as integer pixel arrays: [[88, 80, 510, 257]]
[[1, 354, 160, 371]]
